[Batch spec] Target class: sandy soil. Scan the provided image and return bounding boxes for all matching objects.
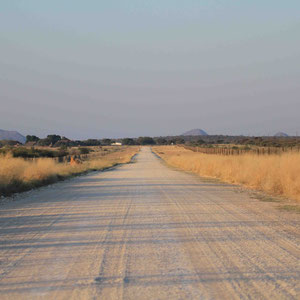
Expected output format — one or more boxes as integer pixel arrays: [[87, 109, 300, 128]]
[[0, 147, 299, 299]]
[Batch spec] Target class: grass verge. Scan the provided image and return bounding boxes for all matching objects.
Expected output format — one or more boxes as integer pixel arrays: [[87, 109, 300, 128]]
[[152, 146, 300, 203], [0, 146, 139, 197]]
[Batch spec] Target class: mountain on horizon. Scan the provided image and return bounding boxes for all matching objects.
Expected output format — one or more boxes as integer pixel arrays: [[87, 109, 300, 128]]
[[0, 129, 26, 144], [274, 132, 289, 137], [182, 129, 208, 136]]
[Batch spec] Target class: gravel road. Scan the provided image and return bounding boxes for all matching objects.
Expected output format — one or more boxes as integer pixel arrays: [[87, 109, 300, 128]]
[[0, 147, 299, 299]]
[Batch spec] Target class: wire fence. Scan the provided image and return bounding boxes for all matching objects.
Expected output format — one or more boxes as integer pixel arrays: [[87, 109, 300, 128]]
[[182, 145, 300, 156]]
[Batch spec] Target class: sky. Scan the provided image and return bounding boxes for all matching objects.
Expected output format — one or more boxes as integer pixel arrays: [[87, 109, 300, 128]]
[[1, 1, 300, 139]]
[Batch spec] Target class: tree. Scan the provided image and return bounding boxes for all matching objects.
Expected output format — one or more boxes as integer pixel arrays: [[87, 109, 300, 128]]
[[81, 139, 101, 146], [26, 135, 40, 143], [36, 134, 61, 146], [175, 137, 185, 145], [197, 139, 205, 145], [122, 138, 135, 145], [137, 137, 156, 145], [46, 135, 61, 144], [155, 138, 168, 145], [101, 139, 112, 145]]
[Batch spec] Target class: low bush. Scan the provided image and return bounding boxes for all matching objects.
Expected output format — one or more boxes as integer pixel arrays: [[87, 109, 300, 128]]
[[11, 147, 68, 158], [79, 147, 90, 154]]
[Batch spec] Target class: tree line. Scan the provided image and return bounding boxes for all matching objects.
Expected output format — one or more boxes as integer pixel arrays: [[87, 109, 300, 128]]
[[4, 133, 299, 149]]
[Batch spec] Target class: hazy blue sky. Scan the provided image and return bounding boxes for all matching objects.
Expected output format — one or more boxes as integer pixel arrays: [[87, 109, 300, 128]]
[[1, 1, 300, 139]]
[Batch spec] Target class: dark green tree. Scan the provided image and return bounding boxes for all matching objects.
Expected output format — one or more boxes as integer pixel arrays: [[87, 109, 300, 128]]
[[137, 137, 156, 145], [81, 139, 101, 146], [46, 135, 61, 145], [155, 138, 168, 145], [175, 138, 185, 145], [197, 139, 205, 145], [122, 138, 135, 145], [26, 135, 40, 143], [101, 139, 112, 145]]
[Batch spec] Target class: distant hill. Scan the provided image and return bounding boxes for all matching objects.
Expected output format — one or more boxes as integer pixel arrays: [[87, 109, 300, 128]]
[[274, 132, 289, 137], [0, 129, 26, 144], [182, 129, 208, 136]]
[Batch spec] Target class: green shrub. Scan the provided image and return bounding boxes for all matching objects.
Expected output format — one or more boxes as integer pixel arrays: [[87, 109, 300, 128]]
[[11, 147, 68, 158], [79, 147, 90, 154]]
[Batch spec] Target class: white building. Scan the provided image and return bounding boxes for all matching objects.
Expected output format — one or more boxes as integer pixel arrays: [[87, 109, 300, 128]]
[[111, 142, 122, 146]]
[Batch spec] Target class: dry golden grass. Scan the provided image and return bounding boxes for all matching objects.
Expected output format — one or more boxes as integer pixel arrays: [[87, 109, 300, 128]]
[[0, 146, 139, 197], [153, 146, 300, 202]]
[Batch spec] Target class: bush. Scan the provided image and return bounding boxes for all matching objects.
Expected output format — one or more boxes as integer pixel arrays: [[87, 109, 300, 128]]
[[0, 140, 21, 147], [79, 147, 90, 154], [242, 146, 251, 151], [11, 147, 68, 158]]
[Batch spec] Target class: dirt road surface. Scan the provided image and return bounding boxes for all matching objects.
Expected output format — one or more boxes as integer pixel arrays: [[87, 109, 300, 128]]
[[0, 147, 299, 299]]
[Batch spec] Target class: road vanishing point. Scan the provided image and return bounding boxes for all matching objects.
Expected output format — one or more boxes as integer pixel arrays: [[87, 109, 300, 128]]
[[0, 147, 299, 299]]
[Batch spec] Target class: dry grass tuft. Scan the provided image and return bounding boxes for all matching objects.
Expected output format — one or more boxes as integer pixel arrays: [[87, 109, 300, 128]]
[[153, 146, 300, 202], [0, 147, 139, 197]]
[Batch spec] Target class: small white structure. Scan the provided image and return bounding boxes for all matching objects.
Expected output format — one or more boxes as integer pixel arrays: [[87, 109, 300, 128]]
[[111, 142, 122, 146]]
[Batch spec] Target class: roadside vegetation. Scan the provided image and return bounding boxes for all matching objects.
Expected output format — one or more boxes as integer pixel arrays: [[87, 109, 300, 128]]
[[0, 146, 139, 197], [2, 132, 300, 148], [152, 146, 300, 202]]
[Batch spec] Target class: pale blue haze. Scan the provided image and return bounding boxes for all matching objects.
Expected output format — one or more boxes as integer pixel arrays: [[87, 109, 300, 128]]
[[1, 1, 299, 138]]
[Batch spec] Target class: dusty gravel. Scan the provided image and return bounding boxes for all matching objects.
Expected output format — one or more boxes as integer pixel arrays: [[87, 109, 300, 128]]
[[0, 147, 299, 299]]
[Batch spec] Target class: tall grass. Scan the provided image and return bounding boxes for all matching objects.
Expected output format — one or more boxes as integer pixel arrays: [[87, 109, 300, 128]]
[[0, 147, 139, 197], [153, 146, 300, 202]]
